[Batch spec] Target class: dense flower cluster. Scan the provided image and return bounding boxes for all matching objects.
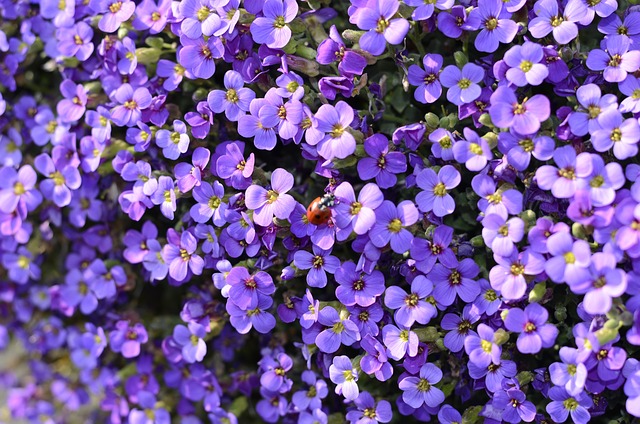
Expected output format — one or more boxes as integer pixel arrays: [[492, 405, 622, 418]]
[[1, 0, 640, 422]]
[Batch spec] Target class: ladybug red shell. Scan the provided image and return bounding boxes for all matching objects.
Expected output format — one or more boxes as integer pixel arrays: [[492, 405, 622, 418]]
[[306, 193, 335, 225]]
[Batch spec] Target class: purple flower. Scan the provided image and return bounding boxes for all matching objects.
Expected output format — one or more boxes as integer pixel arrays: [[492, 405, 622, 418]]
[[315, 306, 360, 353], [469, 0, 519, 52], [382, 324, 418, 361], [260, 353, 293, 392], [238, 98, 280, 151], [34, 153, 81, 208], [440, 63, 484, 106], [437, 5, 481, 38], [429, 258, 480, 306], [544, 231, 591, 283], [452, 128, 493, 171], [335, 261, 385, 307], [503, 41, 548, 86], [591, 109, 640, 160], [369, 200, 419, 254], [356, 0, 409, 56], [407, 54, 443, 104], [415, 165, 460, 217], [179, 0, 221, 39], [567, 83, 618, 137], [316, 25, 367, 76], [329, 355, 359, 401], [110, 84, 152, 127], [493, 388, 536, 423], [346, 391, 392, 423], [504, 303, 558, 354], [550, 347, 588, 396], [441, 305, 480, 353], [227, 296, 276, 334], [313, 101, 356, 160], [226, 267, 275, 310], [357, 134, 407, 188], [56, 22, 94, 60], [172, 322, 207, 363], [178, 36, 223, 80], [245, 168, 296, 227], [334, 182, 384, 236], [156, 120, 190, 160], [174, 147, 210, 193], [464, 323, 502, 368], [398, 363, 444, 408], [410, 225, 457, 272], [405, 0, 453, 20], [215, 142, 254, 190], [207, 70, 255, 121], [133, 0, 170, 33], [0, 165, 42, 214], [536, 145, 593, 199], [497, 130, 555, 171], [109, 321, 148, 358], [294, 245, 340, 288], [529, 0, 587, 44], [481, 214, 524, 257], [489, 249, 545, 300], [150, 176, 176, 220], [489, 86, 550, 134], [546, 387, 592, 423], [250, 0, 298, 49], [90, 0, 136, 33], [586, 35, 640, 83], [566, 252, 626, 315], [190, 181, 228, 226], [57, 80, 87, 123], [162, 230, 204, 281], [384, 275, 436, 327]]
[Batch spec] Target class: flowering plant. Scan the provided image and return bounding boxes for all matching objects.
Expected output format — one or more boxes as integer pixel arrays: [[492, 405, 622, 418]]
[[1, 0, 640, 422]]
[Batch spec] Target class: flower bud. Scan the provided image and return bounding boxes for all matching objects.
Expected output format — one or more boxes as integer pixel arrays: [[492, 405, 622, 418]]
[[424, 112, 439, 129], [454, 51, 468, 68], [554, 305, 567, 322]]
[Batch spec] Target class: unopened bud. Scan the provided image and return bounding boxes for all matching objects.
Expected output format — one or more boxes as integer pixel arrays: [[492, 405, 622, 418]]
[[424, 112, 439, 129]]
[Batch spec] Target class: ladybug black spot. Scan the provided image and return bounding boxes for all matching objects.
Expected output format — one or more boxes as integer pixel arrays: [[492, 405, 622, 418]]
[[315, 214, 321, 219]]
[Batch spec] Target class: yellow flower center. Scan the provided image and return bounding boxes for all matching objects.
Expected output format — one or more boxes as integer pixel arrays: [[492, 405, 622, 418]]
[[458, 78, 471, 89], [485, 17, 498, 30], [520, 60, 533, 72], [109, 1, 122, 13], [388, 218, 403, 233], [433, 182, 447, 197]]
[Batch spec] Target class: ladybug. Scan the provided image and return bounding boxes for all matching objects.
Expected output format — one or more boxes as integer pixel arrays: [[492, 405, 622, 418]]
[[306, 193, 336, 225]]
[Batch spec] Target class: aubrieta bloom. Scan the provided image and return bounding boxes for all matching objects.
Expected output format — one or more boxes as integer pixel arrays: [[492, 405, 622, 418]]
[[489, 86, 550, 134], [398, 363, 445, 408], [369, 200, 419, 254], [407, 54, 443, 104], [313, 101, 356, 160], [384, 275, 436, 327], [469, 0, 519, 52], [245, 168, 296, 227], [333, 182, 384, 236], [207, 70, 255, 121], [503, 41, 549, 86], [415, 165, 461, 217], [316, 25, 367, 76], [586, 35, 640, 83], [356, 0, 410, 56], [329, 355, 359, 401], [504, 303, 559, 354], [529, 0, 587, 44], [439, 63, 484, 106], [250, 0, 299, 49], [357, 134, 407, 189], [535, 145, 593, 199]]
